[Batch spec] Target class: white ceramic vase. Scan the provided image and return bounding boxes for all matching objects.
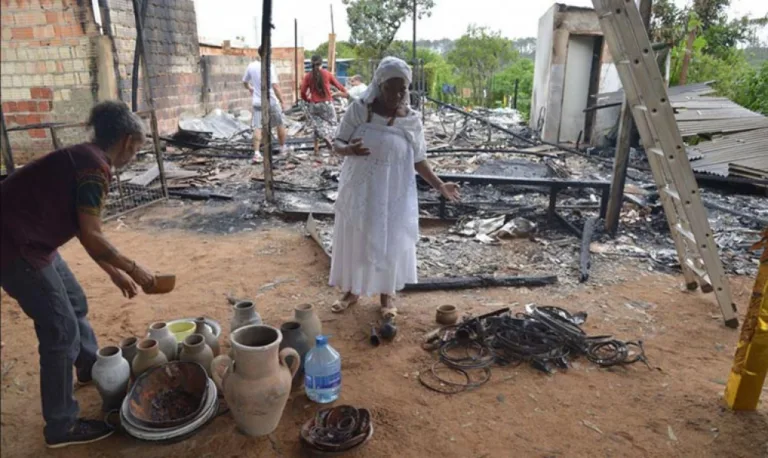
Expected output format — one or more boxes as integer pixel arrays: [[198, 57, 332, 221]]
[[92, 346, 131, 412]]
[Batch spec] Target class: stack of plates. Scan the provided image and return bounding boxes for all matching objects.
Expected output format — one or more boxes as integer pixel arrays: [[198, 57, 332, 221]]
[[119, 362, 219, 442]]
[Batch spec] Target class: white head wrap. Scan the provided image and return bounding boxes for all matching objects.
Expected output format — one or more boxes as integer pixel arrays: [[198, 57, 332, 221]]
[[360, 57, 412, 106]]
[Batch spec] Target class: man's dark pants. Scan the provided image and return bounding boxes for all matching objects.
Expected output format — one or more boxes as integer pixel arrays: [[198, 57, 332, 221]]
[[0, 253, 99, 441]]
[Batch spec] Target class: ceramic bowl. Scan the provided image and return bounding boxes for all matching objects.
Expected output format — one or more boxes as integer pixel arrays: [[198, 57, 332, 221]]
[[167, 317, 221, 338], [168, 321, 195, 342], [126, 361, 208, 429], [436, 305, 459, 325]]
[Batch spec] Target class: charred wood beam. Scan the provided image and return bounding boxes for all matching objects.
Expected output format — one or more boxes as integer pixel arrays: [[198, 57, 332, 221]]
[[402, 275, 558, 292]]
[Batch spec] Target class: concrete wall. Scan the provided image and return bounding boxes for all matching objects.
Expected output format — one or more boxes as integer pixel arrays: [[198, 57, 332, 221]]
[[0, 0, 103, 162], [530, 3, 618, 144], [531, 4, 556, 134]]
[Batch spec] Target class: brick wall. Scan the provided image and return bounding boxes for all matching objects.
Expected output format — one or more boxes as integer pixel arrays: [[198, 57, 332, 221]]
[[0, 0, 101, 162], [200, 44, 303, 108], [103, 0, 203, 134]]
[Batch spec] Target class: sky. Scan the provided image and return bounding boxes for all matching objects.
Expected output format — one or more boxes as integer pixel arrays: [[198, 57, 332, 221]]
[[192, 0, 768, 50]]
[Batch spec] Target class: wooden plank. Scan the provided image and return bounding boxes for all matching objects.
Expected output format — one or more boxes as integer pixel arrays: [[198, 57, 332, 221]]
[[605, 98, 633, 235], [129, 165, 159, 186]]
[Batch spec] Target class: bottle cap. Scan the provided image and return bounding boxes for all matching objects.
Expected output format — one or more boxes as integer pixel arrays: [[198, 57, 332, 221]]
[[315, 335, 328, 346]]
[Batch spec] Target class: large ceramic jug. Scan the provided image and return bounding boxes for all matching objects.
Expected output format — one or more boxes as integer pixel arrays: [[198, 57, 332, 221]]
[[211, 325, 299, 437]]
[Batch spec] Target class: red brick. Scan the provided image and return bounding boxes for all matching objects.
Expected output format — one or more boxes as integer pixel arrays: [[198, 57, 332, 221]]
[[37, 101, 51, 112], [4, 115, 17, 125], [31, 87, 53, 100], [34, 25, 55, 39], [54, 24, 83, 38], [17, 101, 37, 112], [28, 129, 47, 139], [11, 27, 34, 40], [45, 12, 62, 24], [2, 102, 18, 113]]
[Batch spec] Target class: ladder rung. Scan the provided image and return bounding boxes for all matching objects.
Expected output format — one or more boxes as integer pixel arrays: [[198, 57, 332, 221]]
[[648, 147, 664, 157], [662, 186, 681, 201], [684, 258, 709, 281], [675, 224, 696, 244]]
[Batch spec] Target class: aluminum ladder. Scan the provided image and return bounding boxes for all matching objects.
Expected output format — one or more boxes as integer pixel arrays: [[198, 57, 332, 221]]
[[592, 0, 739, 327]]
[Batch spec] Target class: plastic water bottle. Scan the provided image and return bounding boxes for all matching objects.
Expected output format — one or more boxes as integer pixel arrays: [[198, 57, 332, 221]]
[[304, 335, 341, 403]]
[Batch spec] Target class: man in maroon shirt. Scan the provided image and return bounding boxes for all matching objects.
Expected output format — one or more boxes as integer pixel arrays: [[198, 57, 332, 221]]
[[0, 101, 156, 448]]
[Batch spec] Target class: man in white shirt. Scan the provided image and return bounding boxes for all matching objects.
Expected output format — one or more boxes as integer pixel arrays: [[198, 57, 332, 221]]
[[243, 46, 289, 163], [347, 75, 368, 100]]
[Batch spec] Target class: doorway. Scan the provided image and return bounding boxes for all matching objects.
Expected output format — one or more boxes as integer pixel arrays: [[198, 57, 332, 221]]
[[559, 35, 599, 143]]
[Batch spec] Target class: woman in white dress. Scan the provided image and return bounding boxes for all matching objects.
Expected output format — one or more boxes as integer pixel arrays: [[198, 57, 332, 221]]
[[329, 57, 460, 316]]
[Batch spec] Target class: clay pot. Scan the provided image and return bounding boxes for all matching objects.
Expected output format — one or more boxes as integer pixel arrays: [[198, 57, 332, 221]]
[[230, 301, 262, 333], [436, 305, 459, 325], [194, 316, 220, 356], [119, 337, 138, 367], [132, 339, 168, 377], [211, 325, 299, 437], [294, 304, 322, 347], [279, 321, 311, 391], [92, 346, 131, 412], [147, 322, 178, 360], [179, 334, 214, 377]]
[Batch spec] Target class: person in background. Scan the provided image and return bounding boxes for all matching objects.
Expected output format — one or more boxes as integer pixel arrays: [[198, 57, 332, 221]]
[[347, 75, 368, 100], [243, 45, 289, 163], [300, 55, 349, 150], [328, 57, 460, 317], [0, 101, 157, 448]]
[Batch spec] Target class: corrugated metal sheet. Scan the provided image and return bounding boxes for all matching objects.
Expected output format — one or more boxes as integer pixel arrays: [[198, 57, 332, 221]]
[[690, 128, 768, 178], [598, 82, 768, 181]]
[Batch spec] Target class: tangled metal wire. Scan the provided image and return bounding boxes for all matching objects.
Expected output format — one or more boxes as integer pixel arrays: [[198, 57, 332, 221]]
[[419, 305, 650, 394]]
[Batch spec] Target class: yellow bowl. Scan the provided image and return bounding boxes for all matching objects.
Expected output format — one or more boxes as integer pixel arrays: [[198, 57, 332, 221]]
[[169, 321, 195, 343]]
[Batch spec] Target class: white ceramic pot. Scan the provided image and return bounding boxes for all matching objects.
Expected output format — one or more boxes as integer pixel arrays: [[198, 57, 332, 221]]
[[92, 346, 131, 412]]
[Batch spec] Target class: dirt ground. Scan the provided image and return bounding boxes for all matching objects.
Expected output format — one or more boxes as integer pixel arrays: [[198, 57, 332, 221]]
[[1, 213, 766, 458]]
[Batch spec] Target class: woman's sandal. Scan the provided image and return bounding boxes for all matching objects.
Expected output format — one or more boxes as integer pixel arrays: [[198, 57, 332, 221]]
[[331, 296, 358, 313]]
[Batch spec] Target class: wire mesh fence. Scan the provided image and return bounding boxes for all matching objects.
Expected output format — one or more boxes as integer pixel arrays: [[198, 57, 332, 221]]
[[5, 110, 167, 221]]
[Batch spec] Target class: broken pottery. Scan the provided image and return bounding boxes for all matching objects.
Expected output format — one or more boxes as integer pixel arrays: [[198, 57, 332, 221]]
[[279, 321, 311, 391], [179, 334, 214, 377], [119, 336, 138, 367], [92, 346, 131, 412], [294, 303, 322, 347], [147, 322, 178, 360], [132, 339, 168, 378], [230, 301, 262, 333], [211, 325, 299, 437], [194, 316, 220, 356]]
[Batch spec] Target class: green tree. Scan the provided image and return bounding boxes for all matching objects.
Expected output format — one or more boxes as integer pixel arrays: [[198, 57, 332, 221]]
[[447, 25, 517, 105], [343, 0, 435, 58], [492, 58, 534, 119], [307, 41, 356, 60], [733, 61, 768, 115]]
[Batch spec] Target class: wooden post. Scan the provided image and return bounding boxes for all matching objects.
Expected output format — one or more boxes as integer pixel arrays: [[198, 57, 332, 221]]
[[724, 230, 768, 410], [328, 34, 337, 75], [132, 0, 168, 198], [679, 27, 697, 85], [412, 0, 417, 63], [605, 0, 652, 236], [294, 19, 299, 104], [0, 107, 14, 174], [261, 0, 274, 202], [513, 79, 519, 109], [328, 4, 336, 75]]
